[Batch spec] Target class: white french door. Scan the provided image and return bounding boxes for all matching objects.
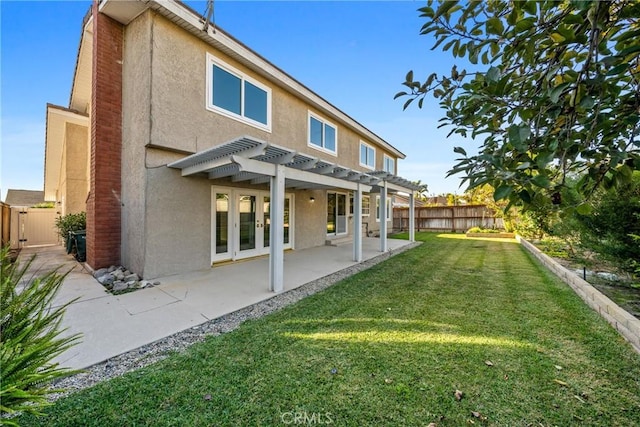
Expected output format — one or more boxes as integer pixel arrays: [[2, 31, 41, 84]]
[[327, 192, 348, 236], [212, 187, 293, 263]]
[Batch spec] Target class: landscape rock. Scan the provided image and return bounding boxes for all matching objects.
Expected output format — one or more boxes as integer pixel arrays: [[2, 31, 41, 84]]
[[124, 273, 139, 282], [93, 268, 109, 279], [596, 272, 619, 281], [113, 270, 125, 281], [142, 281, 154, 289], [153, 281, 161, 286], [112, 281, 128, 292], [108, 265, 118, 273], [97, 273, 115, 285]]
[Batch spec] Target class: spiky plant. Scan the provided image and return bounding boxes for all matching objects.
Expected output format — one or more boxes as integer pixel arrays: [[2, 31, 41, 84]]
[[1, 246, 81, 425]]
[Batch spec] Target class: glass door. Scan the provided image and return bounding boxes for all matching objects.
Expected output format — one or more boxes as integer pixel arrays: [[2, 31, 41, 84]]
[[327, 192, 347, 236], [212, 187, 294, 263], [237, 193, 262, 258], [212, 190, 232, 262], [336, 193, 347, 234], [263, 195, 293, 250]]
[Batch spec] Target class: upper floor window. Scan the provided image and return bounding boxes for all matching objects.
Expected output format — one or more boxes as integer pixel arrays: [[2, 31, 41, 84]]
[[360, 142, 375, 170], [383, 154, 395, 174], [206, 53, 271, 131], [308, 112, 337, 155]]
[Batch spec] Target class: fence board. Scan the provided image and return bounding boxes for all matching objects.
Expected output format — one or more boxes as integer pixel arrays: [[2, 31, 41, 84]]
[[393, 205, 503, 232]]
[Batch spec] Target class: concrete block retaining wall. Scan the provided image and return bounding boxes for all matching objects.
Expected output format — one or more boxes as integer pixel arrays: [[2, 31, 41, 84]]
[[517, 236, 640, 354]]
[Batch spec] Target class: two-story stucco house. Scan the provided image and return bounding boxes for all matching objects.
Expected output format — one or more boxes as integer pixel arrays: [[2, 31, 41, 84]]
[[44, 0, 419, 292]]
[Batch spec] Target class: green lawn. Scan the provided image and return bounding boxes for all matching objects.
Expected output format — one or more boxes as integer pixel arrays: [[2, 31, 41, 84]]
[[19, 233, 640, 426]]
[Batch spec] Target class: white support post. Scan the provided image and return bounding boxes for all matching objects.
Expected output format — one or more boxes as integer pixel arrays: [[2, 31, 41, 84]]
[[409, 191, 415, 242], [380, 181, 388, 252], [269, 165, 285, 292], [353, 184, 363, 262]]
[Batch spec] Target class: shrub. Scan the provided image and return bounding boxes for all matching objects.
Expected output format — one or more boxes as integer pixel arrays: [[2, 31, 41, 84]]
[[0, 247, 81, 424], [573, 172, 640, 276], [466, 226, 500, 234], [54, 212, 86, 243]]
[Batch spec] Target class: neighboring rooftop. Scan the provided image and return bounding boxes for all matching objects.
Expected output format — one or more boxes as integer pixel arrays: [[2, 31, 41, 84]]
[[4, 189, 45, 207]]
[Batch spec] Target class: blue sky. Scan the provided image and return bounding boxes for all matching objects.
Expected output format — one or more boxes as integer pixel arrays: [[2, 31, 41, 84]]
[[1, 0, 476, 201]]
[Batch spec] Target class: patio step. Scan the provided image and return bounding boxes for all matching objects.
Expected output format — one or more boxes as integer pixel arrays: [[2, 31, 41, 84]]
[[325, 236, 353, 246]]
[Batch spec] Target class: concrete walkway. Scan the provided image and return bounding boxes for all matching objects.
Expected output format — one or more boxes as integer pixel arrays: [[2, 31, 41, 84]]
[[17, 238, 413, 370]]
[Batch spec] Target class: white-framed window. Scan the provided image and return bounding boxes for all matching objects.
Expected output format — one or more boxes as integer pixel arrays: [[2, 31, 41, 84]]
[[383, 154, 395, 174], [349, 194, 371, 216], [308, 112, 337, 155], [206, 53, 271, 131], [375, 195, 392, 222], [360, 142, 375, 169]]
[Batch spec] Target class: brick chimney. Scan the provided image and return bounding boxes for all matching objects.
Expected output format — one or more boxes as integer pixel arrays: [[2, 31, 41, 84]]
[[86, 1, 122, 269]]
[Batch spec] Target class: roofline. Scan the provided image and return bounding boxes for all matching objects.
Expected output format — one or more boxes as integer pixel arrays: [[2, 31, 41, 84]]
[[68, 5, 94, 109], [98, 0, 406, 159]]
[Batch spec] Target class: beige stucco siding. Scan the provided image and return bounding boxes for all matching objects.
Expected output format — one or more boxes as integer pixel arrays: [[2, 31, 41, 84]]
[[147, 13, 394, 169], [118, 12, 397, 278], [142, 166, 212, 278], [121, 11, 152, 275], [63, 123, 89, 215]]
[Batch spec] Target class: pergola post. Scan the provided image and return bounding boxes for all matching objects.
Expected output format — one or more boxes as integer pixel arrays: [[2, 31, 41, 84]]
[[269, 165, 285, 292], [353, 183, 363, 262], [409, 191, 415, 242], [380, 180, 388, 252]]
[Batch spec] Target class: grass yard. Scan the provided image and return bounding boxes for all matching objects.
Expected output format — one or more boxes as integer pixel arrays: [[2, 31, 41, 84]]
[[19, 233, 640, 426]]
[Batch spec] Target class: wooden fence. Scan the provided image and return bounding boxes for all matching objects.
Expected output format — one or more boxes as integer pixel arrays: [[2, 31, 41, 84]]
[[1, 202, 10, 247], [393, 205, 504, 233]]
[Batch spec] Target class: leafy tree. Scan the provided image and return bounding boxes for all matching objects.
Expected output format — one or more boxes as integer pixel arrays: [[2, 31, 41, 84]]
[[1, 248, 81, 424], [397, 0, 640, 208]]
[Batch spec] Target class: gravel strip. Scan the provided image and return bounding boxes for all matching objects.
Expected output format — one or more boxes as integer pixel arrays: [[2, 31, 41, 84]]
[[49, 242, 421, 401]]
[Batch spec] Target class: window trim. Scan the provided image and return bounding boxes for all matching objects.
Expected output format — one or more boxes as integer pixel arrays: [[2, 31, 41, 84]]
[[383, 154, 395, 174], [307, 111, 338, 156], [359, 141, 376, 170], [206, 53, 272, 132], [375, 195, 392, 223]]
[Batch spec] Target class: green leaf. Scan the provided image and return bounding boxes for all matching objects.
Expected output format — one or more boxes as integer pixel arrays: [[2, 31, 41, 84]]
[[549, 82, 571, 103], [508, 124, 531, 148], [515, 17, 535, 33], [434, 0, 459, 19], [486, 17, 504, 36], [402, 98, 414, 111], [518, 189, 532, 204], [536, 152, 555, 168], [494, 185, 512, 201], [405, 70, 414, 83], [523, 1, 537, 15], [531, 175, 551, 188], [453, 146, 467, 156], [576, 203, 592, 215], [486, 66, 501, 83], [607, 63, 630, 76]]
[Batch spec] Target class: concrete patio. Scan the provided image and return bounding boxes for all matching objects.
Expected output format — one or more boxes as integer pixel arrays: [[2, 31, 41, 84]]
[[17, 237, 414, 370]]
